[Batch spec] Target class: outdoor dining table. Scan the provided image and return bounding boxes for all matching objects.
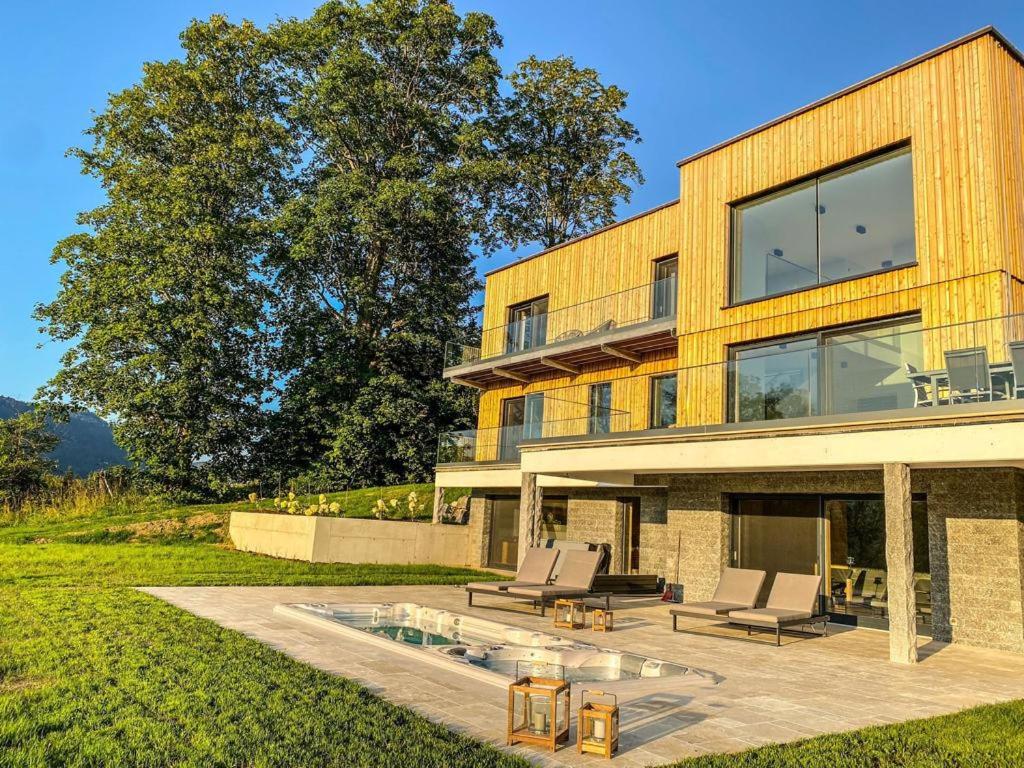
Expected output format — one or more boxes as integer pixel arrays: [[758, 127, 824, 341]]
[[915, 361, 1015, 405]]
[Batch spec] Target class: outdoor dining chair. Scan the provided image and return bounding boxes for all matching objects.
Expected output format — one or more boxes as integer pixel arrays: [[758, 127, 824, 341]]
[[1009, 340, 1024, 399], [944, 346, 995, 403]]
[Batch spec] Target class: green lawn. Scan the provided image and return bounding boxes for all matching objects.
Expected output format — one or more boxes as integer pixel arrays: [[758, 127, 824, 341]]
[[670, 702, 1024, 767], [3, 498, 1024, 767]]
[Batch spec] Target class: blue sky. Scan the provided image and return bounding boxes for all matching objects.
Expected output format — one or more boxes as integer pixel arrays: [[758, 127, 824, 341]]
[[2, 1, 1022, 401]]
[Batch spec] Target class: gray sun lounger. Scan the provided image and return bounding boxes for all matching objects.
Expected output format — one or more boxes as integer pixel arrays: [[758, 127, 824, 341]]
[[505, 550, 610, 615], [726, 572, 830, 646], [466, 547, 559, 605], [670, 567, 766, 627]]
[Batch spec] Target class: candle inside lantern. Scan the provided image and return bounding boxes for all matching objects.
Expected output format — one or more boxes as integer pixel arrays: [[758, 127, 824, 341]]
[[592, 717, 606, 741], [529, 695, 551, 734]]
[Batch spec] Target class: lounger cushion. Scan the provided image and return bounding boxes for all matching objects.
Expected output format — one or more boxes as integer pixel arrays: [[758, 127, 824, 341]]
[[506, 585, 585, 599], [466, 581, 546, 594], [517, 548, 560, 584], [764, 572, 822, 614], [727, 607, 811, 624], [671, 601, 750, 617], [712, 568, 766, 606], [551, 549, 602, 590]]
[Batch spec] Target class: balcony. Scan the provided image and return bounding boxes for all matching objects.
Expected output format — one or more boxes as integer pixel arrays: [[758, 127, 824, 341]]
[[437, 310, 1024, 465], [444, 276, 678, 387], [437, 398, 630, 464]]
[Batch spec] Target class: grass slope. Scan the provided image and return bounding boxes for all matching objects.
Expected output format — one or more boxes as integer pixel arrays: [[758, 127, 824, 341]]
[[0, 587, 527, 768]]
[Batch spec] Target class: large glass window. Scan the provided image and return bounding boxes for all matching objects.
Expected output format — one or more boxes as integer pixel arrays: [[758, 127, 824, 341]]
[[507, 296, 548, 353], [649, 374, 678, 428], [728, 316, 923, 423], [588, 382, 612, 434], [652, 256, 679, 319], [731, 148, 915, 303]]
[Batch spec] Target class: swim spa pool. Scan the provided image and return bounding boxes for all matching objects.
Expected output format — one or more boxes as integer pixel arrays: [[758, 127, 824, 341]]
[[274, 602, 715, 688]]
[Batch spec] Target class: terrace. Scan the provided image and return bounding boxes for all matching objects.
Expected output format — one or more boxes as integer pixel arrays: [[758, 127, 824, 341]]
[[148, 583, 1024, 765]]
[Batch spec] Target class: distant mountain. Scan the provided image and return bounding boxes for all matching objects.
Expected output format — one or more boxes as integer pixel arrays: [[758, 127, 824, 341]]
[[0, 396, 129, 476]]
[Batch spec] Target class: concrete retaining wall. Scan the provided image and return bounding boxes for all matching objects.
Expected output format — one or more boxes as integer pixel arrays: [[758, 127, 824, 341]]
[[229, 511, 473, 567]]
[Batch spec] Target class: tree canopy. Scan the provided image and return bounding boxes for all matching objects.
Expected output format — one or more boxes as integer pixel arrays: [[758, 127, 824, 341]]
[[37, 0, 644, 496], [0, 411, 59, 507]]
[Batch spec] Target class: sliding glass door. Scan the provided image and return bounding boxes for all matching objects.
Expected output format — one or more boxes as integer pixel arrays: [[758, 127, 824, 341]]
[[727, 316, 923, 423], [731, 494, 931, 631], [487, 496, 520, 570]]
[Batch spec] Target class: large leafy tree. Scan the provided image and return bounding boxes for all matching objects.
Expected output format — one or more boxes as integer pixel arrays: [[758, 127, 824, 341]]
[[0, 411, 58, 507], [492, 55, 643, 249], [266, 0, 498, 486], [36, 17, 292, 494]]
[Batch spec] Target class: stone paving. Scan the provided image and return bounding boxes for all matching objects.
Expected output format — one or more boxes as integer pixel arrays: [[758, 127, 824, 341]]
[[143, 585, 1024, 766]]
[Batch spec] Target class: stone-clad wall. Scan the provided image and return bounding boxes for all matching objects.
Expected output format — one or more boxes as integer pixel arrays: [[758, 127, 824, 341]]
[[924, 468, 1024, 652]]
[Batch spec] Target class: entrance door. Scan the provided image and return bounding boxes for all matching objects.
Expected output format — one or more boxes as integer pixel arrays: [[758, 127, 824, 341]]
[[619, 498, 642, 574], [731, 497, 821, 606], [487, 496, 520, 570]]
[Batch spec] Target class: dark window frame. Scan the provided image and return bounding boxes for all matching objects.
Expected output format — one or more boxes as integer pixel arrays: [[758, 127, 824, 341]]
[[649, 373, 678, 429], [724, 313, 923, 424], [726, 142, 916, 307], [506, 294, 550, 353], [651, 254, 679, 320]]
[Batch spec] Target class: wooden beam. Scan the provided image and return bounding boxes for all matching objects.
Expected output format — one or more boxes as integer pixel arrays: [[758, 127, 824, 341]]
[[432, 485, 444, 524], [600, 343, 641, 364], [450, 376, 485, 390], [538, 356, 579, 375], [492, 367, 530, 384], [884, 462, 918, 664]]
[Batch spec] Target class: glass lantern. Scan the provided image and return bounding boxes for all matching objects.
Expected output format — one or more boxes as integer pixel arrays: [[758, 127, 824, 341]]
[[577, 689, 619, 758], [554, 599, 586, 630], [591, 608, 614, 632], [507, 664, 570, 752]]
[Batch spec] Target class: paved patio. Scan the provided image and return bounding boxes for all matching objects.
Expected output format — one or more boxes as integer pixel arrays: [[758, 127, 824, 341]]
[[143, 585, 1024, 766]]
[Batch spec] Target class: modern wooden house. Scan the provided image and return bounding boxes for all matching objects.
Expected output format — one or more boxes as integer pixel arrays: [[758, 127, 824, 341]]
[[435, 27, 1024, 659]]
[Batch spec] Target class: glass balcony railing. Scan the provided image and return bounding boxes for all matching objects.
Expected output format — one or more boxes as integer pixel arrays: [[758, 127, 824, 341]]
[[437, 309, 1024, 463], [444, 276, 678, 369], [437, 405, 631, 464]]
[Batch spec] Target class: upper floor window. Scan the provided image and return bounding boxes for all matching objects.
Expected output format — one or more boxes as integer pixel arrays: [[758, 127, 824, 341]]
[[506, 296, 548, 353], [730, 147, 915, 304], [588, 382, 612, 434], [652, 256, 678, 320], [649, 374, 677, 428]]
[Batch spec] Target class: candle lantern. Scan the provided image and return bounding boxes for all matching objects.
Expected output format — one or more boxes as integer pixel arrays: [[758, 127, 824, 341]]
[[591, 608, 614, 632], [507, 664, 570, 752], [577, 689, 619, 759], [553, 599, 586, 630]]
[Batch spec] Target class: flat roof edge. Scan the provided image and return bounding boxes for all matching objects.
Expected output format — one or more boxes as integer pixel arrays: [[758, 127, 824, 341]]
[[482, 198, 679, 278], [675, 26, 1024, 168]]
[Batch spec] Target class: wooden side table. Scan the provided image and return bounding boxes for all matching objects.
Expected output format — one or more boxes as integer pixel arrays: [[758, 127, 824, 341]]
[[553, 599, 586, 630]]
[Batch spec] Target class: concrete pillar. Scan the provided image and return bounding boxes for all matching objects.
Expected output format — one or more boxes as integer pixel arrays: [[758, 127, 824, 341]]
[[518, 472, 542, 567], [884, 462, 918, 664], [432, 485, 444, 524]]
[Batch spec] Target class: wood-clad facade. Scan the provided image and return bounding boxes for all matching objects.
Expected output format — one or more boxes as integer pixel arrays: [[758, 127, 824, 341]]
[[461, 29, 1024, 445], [437, 29, 1024, 656]]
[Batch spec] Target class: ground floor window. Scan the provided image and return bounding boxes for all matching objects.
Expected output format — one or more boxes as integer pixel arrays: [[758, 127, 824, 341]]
[[730, 494, 930, 632], [539, 496, 568, 540], [487, 496, 520, 570]]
